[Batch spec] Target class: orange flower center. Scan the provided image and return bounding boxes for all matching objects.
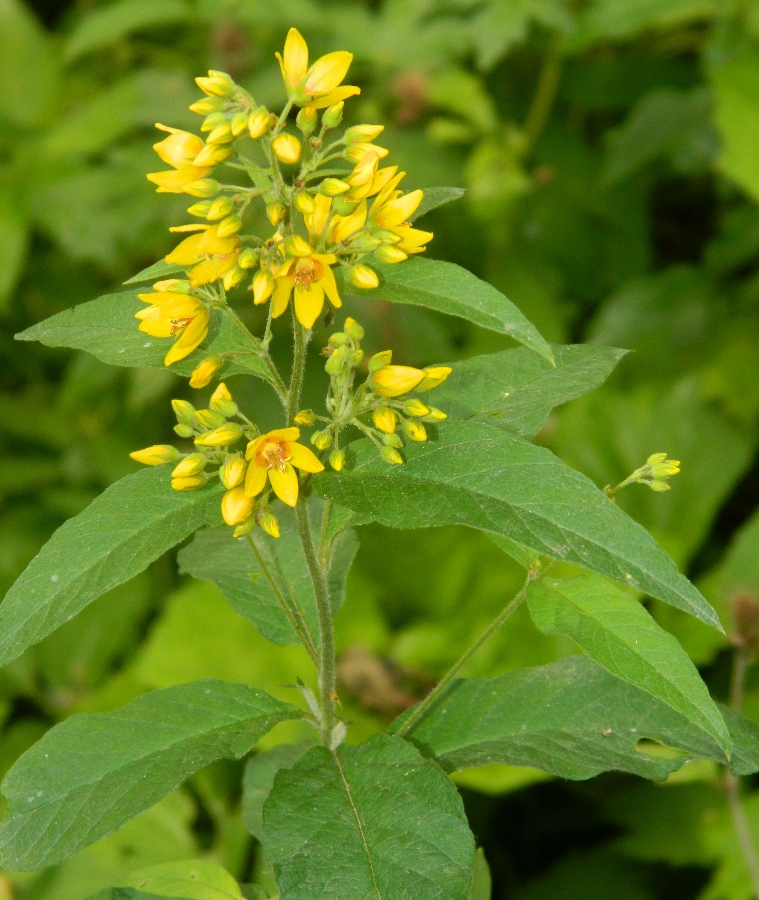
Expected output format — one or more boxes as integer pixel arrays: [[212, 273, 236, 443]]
[[294, 258, 323, 291], [170, 317, 193, 335], [257, 438, 292, 472]]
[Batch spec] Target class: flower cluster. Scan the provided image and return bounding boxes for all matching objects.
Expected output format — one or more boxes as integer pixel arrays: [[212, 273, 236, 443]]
[[140, 27, 432, 369], [604, 452, 681, 500], [131, 384, 324, 537]]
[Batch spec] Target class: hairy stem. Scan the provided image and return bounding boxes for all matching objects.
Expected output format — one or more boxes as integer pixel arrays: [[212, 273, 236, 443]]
[[318, 498, 333, 566], [288, 316, 309, 425], [396, 573, 532, 738]]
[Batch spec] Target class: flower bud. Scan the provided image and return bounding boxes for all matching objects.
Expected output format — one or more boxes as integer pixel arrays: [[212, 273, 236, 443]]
[[272, 133, 302, 165], [369, 350, 392, 372], [325, 348, 347, 376], [349, 265, 379, 290], [296, 107, 318, 134], [372, 365, 425, 397], [220, 456, 246, 489], [189, 356, 222, 389], [375, 245, 408, 264], [373, 407, 397, 434], [328, 331, 349, 347], [320, 178, 350, 197], [223, 265, 245, 291], [322, 102, 344, 129], [174, 423, 194, 438], [172, 453, 206, 478], [331, 196, 360, 217], [283, 234, 312, 257], [345, 124, 385, 144], [187, 200, 213, 217], [233, 517, 257, 538], [130, 444, 180, 466], [216, 214, 242, 238], [350, 348, 364, 365], [649, 480, 671, 492], [222, 486, 254, 526], [403, 419, 427, 442], [206, 123, 234, 144], [329, 449, 345, 471], [230, 111, 249, 136], [189, 97, 225, 115], [267, 200, 286, 226], [259, 512, 281, 538], [238, 247, 259, 269], [294, 191, 316, 214], [248, 108, 271, 139], [383, 431, 403, 448], [192, 144, 234, 166], [381, 446, 404, 465], [294, 409, 316, 425], [210, 382, 238, 417], [196, 70, 236, 98], [172, 399, 196, 423], [403, 398, 429, 417], [424, 406, 447, 421], [195, 422, 244, 446], [153, 278, 190, 293], [252, 270, 275, 304], [416, 366, 452, 392], [194, 408, 226, 429], [351, 234, 383, 253], [311, 430, 333, 450], [207, 196, 234, 220], [172, 473, 208, 491], [344, 317, 365, 340], [184, 179, 220, 198], [201, 111, 228, 132]]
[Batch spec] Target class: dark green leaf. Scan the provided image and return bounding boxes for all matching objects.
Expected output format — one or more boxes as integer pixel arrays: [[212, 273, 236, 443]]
[[527, 575, 729, 752], [0, 680, 300, 871], [434, 344, 627, 437], [393, 656, 752, 780], [409, 187, 466, 221], [263, 734, 475, 900], [124, 260, 186, 284], [470, 849, 492, 900], [123, 858, 244, 899], [242, 743, 313, 841], [0, 468, 223, 667], [316, 422, 721, 629], [346, 258, 554, 362], [16, 291, 270, 381]]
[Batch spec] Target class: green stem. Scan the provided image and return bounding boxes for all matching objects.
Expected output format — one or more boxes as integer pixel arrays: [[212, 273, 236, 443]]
[[296, 499, 336, 747], [220, 303, 288, 406], [288, 315, 309, 426], [319, 499, 333, 566], [396, 574, 532, 738], [522, 32, 563, 159]]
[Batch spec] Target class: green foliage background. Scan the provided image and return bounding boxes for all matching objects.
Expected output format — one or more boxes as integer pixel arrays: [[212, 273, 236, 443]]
[[2, 0, 759, 896]]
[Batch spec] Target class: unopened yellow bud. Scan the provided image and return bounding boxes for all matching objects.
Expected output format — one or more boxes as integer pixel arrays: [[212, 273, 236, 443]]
[[649, 480, 671, 492], [216, 215, 242, 237], [248, 108, 271, 139], [195, 422, 243, 446], [196, 70, 236, 98], [381, 446, 404, 465], [174, 423, 194, 438], [375, 245, 408, 264], [272, 133, 302, 165], [184, 179, 220, 198], [403, 398, 430, 417], [425, 406, 447, 421], [345, 124, 384, 144], [153, 278, 190, 293], [207, 196, 234, 220], [233, 517, 257, 538], [383, 431, 403, 448], [403, 419, 427, 442], [230, 111, 249, 136], [189, 97, 225, 115], [259, 512, 281, 538], [295, 409, 316, 425], [311, 430, 333, 450], [187, 200, 213, 218], [373, 407, 397, 434], [130, 444, 179, 466], [220, 456, 246, 489], [296, 107, 318, 134], [322, 102, 344, 129], [252, 270, 275, 304], [206, 123, 234, 144], [189, 356, 222, 389], [239, 247, 258, 269], [349, 265, 379, 290], [372, 365, 425, 398], [267, 201, 286, 226], [172, 453, 206, 478], [222, 486, 254, 526], [172, 399, 196, 423], [172, 474, 208, 491], [320, 178, 350, 197], [223, 265, 246, 291], [294, 191, 316, 214], [192, 144, 234, 166], [344, 317, 364, 340], [284, 234, 313, 257], [369, 350, 392, 372], [416, 366, 452, 392], [201, 111, 227, 132], [210, 382, 238, 417], [329, 449, 345, 471]]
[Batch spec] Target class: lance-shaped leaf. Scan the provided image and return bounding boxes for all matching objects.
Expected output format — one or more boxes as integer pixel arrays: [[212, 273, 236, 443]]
[[409, 186, 465, 221], [434, 344, 628, 437], [242, 743, 313, 841], [0, 468, 224, 667], [393, 657, 759, 781], [262, 734, 475, 900], [0, 680, 300, 871], [316, 422, 721, 629], [124, 259, 186, 284], [527, 576, 729, 753], [122, 859, 244, 900], [16, 290, 269, 381], [345, 257, 553, 362], [178, 500, 358, 647]]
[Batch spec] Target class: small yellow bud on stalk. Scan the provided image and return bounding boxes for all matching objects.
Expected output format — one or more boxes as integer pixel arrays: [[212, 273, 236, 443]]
[[192, 144, 234, 166], [381, 446, 404, 465], [283, 234, 313, 256], [345, 124, 384, 144], [329, 449, 345, 471], [210, 383, 238, 417], [322, 101, 344, 129], [311, 430, 333, 450], [233, 517, 257, 538], [184, 179, 220, 198], [230, 111, 249, 136], [424, 407, 447, 421], [295, 409, 316, 425], [174, 423, 194, 438], [220, 456, 247, 489], [189, 97, 225, 115], [189, 356, 222, 388], [207, 196, 234, 220], [248, 108, 272, 139], [172, 454, 206, 478], [172, 474, 208, 491], [223, 265, 246, 291], [252, 270, 275, 304], [349, 265, 379, 290], [294, 191, 316, 214], [320, 178, 350, 196], [371, 365, 425, 397], [403, 398, 430, 417], [195, 422, 244, 446], [415, 366, 452, 392], [194, 409, 225, 429], [296, 107, 318, 134], [344, 317, 365, 340], [373, 407, 397, 434], [206, 123, 234, 144], [130, 445, 180, 466], [239, 247, 258, 269], [369, 350, 392, 372], [196, 70, 236, 98], [187, 200, 213, 217], [222, 486, 254, 526], [375, 245, 408, 264], [267, 201, 286, 226], [403, 419, 427, 442], [172, 399, 196, 422], [383, 431, 403, 448], [259, 512, 281, 538], [201, 111, 227, 132], [272, 133, 302, 165]]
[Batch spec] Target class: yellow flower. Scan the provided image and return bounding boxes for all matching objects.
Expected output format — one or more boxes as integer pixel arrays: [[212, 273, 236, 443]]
[[153, 124, 205, 168], [272, 133, 302, 165], [222, 486, 255, 526], [172, 454, 206, 478], [371, 365, 426, 397], [276, 28, 360, 108], [269, 252, 342, 329], [367, 173, 433, 254], [195, 422, 243, 447], [130, 445, 179, 465], [330, 201, 367, 244], [189, 356, 222, 388], [135, 290, 210, 366], [373, 407, 397, 433], [416, 366, 452, 391], [220, 456, 247, 489], [244, 427, 324, 507], [349, 264, 379, 289], [164, 225, 241, 287], [147, 166, 212, 193]]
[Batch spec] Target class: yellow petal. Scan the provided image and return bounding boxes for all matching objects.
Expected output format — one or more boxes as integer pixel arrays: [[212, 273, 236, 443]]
[[294, 281, 324, 329], [304, 85, 360, 109], [289, 441, 325, 473], [138, 312, 174, 337], [267, 427, 301, 441], [330, 200, 367, 243], [307, 194, 332, 239], [269, 463, 299, 507], [374, 189, 423, 228], [282, 28, 309, 87], [147, 166, 211, 193], [222, 487, 254, 526], [246, 436, 267, 460], [165, 233, 206, 265], [153, 130, 205, 169], [305, 51, 353, 96], [244, 461, 268, 498], [189, 252, 239, 287], [272, 277, 294, 318], [317, 261, 342, 309], [164, 310, 209, 366]]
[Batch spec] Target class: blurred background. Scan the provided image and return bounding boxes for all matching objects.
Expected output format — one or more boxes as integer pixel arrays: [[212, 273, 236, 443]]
[[2, 0, 759, 897]]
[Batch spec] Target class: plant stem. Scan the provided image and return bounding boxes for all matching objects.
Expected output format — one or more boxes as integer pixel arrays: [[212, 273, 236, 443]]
[[319, 498, 333, 566], [725, 647, 759, 900], [296, 499, 336, 747], [522, 32, 563, 159], [396, 575, 532, 738], [288, 315, 309, 425]]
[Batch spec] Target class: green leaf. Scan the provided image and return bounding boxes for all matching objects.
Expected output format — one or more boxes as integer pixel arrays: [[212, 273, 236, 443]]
[[64, 0, 192, 62], [86, 891, 166, 899], [433, 344, 627, 437], [0, 205, 28, 311], [409, 186, 466, 221], [178, 500, 358, 647], [393, 656, 754, 780], [123, 859, 243, 900], [470, 849, 492, 900], [346, 258, 554, 362], [569, 0, 717, 50], [0, 0, 58, 127], [0, 468, 223, 667], [242, 743, 313, 841], [16, 290, 270, 381], [125, 260, 186, 284], [262, 734, 475, 900], [0, 680, 300, 871], [316, 422, 722, 629], [526, 575, 729, 753]]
